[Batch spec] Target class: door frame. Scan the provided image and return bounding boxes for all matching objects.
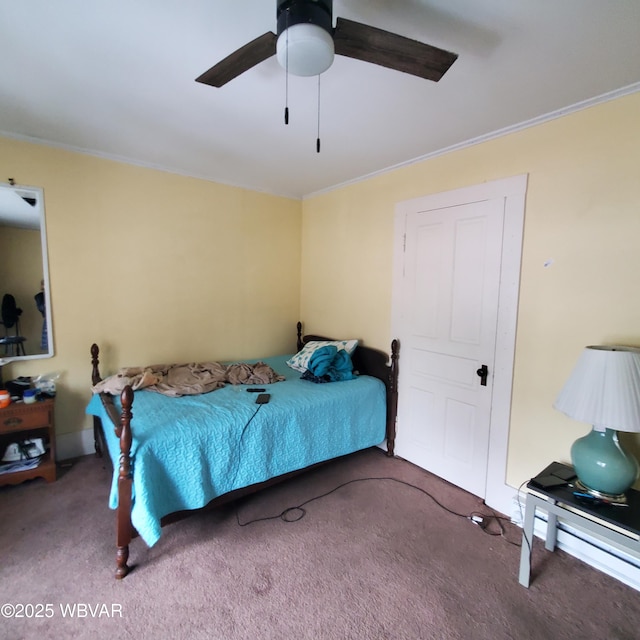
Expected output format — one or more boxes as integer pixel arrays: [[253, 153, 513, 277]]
[[391, 174, 528, 513]]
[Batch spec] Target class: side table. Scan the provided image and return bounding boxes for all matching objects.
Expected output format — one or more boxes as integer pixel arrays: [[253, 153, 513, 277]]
[[519, 461, 640, 587]]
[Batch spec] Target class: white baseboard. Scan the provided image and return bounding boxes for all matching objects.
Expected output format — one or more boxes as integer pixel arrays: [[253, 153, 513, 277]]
[[55, 428, 96, 461], [511, 492, 640, 592]]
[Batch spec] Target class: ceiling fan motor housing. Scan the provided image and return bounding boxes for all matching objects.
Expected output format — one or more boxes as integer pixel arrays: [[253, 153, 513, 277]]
[[276, 0, 333, 36], [276, 0, 335, 76]]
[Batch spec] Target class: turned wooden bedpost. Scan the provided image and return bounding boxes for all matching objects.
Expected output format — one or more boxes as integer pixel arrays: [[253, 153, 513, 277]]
[[115, 384, 134, 580], [386, 339, 400, 457], [296, 321, 303, 351], [90, 344, 101, 385], [90, 344, 104, 457]]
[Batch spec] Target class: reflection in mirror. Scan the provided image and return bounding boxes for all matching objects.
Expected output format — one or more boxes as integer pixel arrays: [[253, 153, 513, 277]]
[[0, 182, 53, 362]]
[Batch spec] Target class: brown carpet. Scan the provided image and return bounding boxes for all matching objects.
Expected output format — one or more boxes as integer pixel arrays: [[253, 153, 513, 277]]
[[1, 449, 638, 640]]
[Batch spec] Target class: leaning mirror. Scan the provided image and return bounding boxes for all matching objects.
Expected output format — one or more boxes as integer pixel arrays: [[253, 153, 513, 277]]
[[0, 182, 53, 362]]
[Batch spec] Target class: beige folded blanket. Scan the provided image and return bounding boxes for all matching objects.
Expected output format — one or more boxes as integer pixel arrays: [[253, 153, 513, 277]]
[[92, 361, 284, 397]]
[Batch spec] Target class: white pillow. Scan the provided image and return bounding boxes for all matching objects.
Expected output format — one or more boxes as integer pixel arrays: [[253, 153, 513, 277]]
[[286, 340, 358, 373]]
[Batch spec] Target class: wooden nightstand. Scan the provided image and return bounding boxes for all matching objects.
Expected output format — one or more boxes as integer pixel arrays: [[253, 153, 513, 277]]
[[0, 398, 56, 486]]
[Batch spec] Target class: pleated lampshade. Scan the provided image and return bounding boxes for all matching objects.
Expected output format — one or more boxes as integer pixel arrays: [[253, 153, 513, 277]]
[[554, 346, 640, 432]]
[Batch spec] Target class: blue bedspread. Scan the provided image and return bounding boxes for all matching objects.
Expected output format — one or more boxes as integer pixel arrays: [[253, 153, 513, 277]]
[[85, 354, 386, 546]]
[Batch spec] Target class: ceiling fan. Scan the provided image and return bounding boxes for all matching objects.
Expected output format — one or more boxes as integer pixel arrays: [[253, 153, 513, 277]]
[[196, 0, 458, 88]]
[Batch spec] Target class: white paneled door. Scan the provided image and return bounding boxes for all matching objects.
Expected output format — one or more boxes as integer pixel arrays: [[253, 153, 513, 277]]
[[394, 188, 509, 498]]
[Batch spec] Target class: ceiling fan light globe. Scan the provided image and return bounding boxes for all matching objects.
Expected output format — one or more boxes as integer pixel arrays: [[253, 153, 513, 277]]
[[276, 23, 334, 76]]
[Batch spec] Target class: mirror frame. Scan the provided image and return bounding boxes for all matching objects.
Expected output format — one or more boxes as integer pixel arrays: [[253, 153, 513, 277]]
[[0, 182, 54, 363]]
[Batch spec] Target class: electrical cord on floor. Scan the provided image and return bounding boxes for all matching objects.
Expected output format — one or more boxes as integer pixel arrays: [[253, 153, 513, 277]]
[[236, 475, 523, 547]]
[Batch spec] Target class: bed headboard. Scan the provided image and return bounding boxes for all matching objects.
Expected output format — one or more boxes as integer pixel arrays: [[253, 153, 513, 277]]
[[296, 322, 399, 456]]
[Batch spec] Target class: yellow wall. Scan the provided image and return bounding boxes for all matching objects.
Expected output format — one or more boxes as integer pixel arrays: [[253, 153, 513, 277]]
[[0, 138, 302, 439], [301, 91, 640, 489]]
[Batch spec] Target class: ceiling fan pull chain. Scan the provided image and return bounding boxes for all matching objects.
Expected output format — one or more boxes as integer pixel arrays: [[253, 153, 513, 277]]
[[284, 10, 290, 125], [316, 74, 321, 153]]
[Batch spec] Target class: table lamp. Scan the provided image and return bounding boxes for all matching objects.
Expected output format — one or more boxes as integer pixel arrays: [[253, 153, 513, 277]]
[[554, 345, 640, 504]]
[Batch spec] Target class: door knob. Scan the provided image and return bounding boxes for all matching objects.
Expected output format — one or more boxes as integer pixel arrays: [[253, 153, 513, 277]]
[[476, 364, 488, 386]]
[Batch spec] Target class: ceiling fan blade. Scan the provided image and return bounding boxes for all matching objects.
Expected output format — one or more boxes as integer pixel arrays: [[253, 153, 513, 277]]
[[333, 17, 457, 82], [196, 32, 277, 87]]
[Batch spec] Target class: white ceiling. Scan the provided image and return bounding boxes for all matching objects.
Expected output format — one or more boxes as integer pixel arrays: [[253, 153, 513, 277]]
[[1, 1, 639, 200]]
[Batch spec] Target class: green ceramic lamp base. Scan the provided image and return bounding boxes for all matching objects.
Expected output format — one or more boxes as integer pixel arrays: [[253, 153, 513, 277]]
[[571, 427, 639, 501]]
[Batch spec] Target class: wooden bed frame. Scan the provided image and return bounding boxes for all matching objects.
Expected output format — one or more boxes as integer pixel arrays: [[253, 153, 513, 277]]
[[90, 322, 399, 579]]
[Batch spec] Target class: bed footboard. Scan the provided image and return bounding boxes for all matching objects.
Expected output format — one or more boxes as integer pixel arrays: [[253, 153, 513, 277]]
[[90, 344, 135, 579]]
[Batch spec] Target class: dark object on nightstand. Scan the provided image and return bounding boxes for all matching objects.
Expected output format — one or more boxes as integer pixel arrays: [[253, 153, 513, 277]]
[[529, 462, 577, 489], [529, 475, 568, 489], [4, 377, 32, 398]]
